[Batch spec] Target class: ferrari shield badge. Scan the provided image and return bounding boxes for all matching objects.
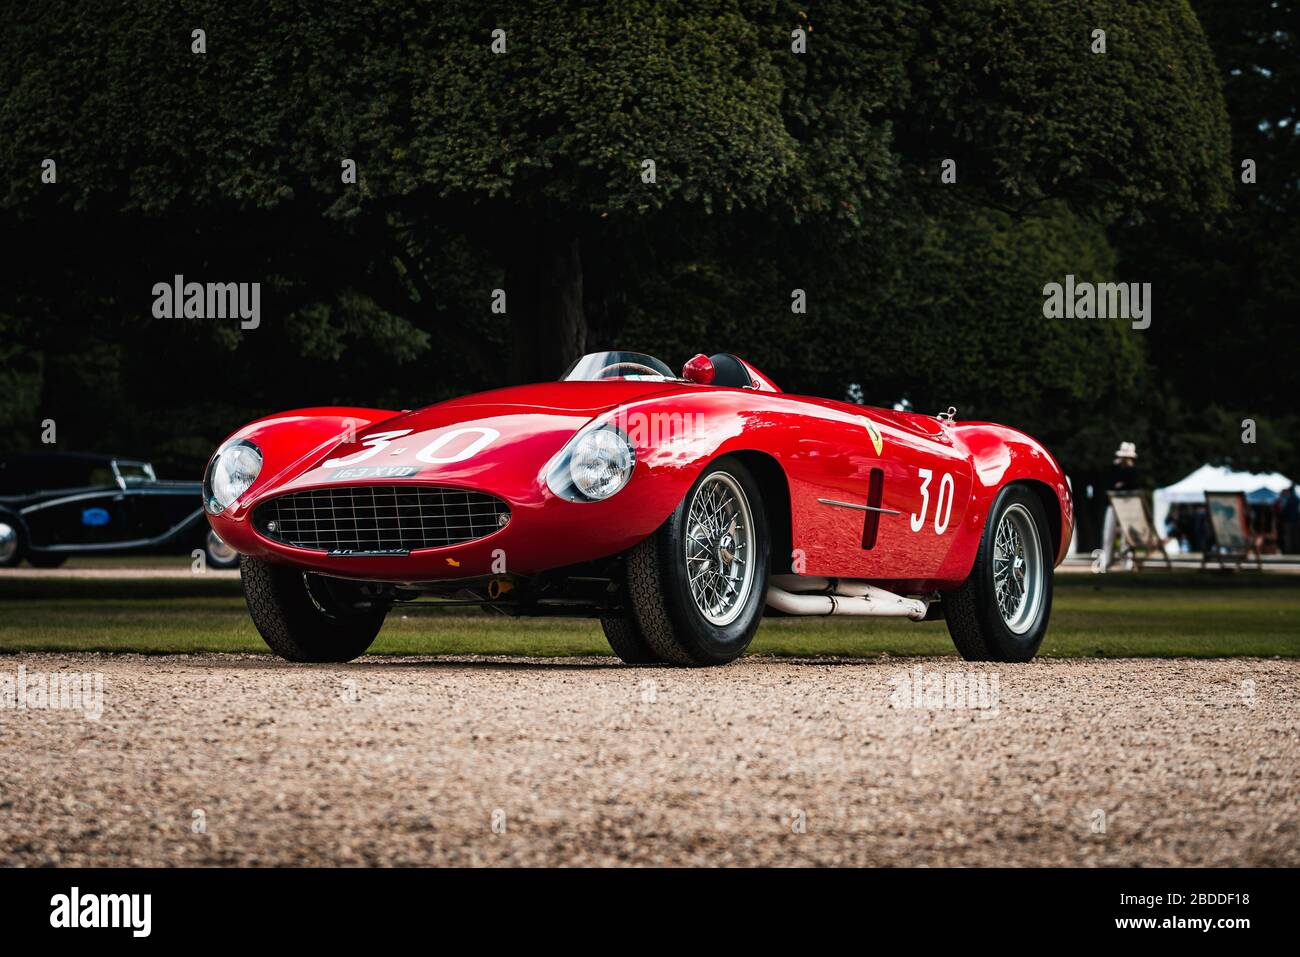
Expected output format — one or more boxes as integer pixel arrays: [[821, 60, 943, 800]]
[[861, 416, 883, 455]]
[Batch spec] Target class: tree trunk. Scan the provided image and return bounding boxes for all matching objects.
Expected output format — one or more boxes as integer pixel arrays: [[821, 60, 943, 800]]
[[506, 225, 586, 384], [582, 227, 630, 352]]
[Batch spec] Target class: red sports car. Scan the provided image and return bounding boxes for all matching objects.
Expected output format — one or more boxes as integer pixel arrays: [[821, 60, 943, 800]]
[[205, 351, 1072, 665]]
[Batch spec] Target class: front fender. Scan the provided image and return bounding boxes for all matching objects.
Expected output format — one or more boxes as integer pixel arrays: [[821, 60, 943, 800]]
[[205, 406, 399, 521]]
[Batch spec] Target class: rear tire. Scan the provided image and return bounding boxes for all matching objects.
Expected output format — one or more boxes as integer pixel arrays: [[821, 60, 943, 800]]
[[618, 457, 769, 666], [240, 555, 389, 662], [944, 484, 1053, 662]]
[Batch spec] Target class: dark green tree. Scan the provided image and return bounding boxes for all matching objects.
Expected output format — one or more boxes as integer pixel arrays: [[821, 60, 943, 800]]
[[0, 0, 1233, 475], [1116, 0, 1300, 482]]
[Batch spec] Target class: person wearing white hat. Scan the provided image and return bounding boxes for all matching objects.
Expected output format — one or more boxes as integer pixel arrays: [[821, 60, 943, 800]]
[[1101, 442, 1140, 570]]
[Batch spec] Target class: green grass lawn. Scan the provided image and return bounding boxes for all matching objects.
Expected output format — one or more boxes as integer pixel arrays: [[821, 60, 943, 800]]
[[1, 572, 1296, 658]]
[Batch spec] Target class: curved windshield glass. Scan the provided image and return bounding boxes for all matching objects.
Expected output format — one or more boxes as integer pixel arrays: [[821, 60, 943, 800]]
[[561, 352, 675, 382]]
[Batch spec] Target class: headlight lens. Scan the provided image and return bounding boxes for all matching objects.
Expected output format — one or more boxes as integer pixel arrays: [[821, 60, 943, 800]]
[[547, 425, 635, 502], [570, 428, 635, 499], [204, 440, 263, 515]]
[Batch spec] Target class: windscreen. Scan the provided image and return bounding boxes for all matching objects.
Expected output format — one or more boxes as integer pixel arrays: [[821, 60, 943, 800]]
[[561, 352, 675, 382], [115, 461, 157, 484]]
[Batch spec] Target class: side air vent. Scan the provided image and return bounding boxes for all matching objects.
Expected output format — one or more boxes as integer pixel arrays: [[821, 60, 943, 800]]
[[860, 468, 885, 550]]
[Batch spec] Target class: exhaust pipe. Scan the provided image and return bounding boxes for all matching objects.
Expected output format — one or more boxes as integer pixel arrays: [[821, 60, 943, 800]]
[[766, 575, 928, 620]]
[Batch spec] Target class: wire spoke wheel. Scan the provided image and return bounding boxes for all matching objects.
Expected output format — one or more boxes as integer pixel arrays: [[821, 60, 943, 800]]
[[991, 502, 1044, 635], [944, 485, 1054, 663], [614, 456, 769, 666], [684, 471, 755, 626]]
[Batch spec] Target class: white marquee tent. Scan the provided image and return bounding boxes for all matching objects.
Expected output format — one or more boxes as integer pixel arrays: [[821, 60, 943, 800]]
[[1153, 464, 1294, 537]]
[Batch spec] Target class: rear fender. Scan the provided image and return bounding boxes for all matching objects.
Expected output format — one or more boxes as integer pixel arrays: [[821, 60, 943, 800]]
[[948, 424, 1073, 573]]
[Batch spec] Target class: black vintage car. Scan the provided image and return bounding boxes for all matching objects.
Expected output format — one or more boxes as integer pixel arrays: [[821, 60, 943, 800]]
[[0, 452, 237, 569]]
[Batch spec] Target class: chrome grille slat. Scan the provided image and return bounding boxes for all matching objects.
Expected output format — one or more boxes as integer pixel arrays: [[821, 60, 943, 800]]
[[253, 485, 509, 553]]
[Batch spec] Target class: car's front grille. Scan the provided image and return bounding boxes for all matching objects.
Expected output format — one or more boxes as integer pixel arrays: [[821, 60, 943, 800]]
[[253, 485, 509, 554]]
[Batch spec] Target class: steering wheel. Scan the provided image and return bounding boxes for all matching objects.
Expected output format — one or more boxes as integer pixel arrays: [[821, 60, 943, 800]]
[[593, 361, 665, 379]]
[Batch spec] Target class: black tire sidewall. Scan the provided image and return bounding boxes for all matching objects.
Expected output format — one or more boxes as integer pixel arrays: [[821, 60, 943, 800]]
[[971, 485, 1053, 661], [600, 616, 662, 664], [241, 556, 387, 662], [658, 458, 769, 665]]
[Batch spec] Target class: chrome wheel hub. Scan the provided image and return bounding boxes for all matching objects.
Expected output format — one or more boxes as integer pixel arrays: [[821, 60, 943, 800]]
[[992, 503, 1044, 635], [685, 472, 755, 626], [0, 522, 17, 564], [206, 529, 237, 564]]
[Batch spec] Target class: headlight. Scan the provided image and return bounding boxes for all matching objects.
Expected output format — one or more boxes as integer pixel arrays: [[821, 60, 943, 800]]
[[546, 424, 635, 502], [203, 440, 263, 515]]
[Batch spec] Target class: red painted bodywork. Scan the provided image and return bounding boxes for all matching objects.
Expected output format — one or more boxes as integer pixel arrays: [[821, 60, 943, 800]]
[[207, 371, 1072, 591]]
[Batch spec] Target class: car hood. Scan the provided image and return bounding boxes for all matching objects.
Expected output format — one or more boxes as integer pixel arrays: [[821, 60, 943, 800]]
[[259, 380, 684, 499]]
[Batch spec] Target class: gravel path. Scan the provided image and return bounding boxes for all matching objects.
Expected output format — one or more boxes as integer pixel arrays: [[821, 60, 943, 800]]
[[1, 654, 1296, 866]]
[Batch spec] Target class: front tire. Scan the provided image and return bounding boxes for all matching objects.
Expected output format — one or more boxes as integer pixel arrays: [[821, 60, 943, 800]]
[[615, 457, 769, 666], [599, 616, 663, 664], [240, 555, 389, 662], [944, 484, 1053, 662]]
